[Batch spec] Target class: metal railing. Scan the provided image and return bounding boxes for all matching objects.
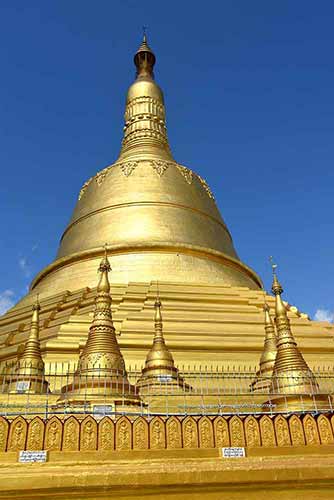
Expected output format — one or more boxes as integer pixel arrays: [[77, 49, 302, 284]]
[[0, 362, 333, 418]]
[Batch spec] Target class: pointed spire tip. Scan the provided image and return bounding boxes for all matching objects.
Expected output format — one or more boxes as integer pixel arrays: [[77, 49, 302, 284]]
[[99, 244, 111, 273], [269, 256, 283, 296]]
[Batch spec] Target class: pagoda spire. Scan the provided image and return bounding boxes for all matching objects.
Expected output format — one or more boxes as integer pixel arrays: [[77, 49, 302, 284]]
[[251, 295, 277, 392], [134, 32, 156, 79], [58, 246, 140, 407], [8, 297, 48, 394], [143, 296, 175, 371], [118, 35, 173, 161], [269, 258, 319, 396], [137, 287, 189, 391], [76, 246, 125, 375], [20, 297, 43, 364]]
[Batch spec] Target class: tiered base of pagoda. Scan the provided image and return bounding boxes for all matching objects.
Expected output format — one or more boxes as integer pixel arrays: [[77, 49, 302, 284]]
[[55, 376, 142, 413]]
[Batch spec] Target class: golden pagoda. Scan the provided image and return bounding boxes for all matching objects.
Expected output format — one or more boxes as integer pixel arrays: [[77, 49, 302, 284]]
[[58, 248, 140, 409], [6, 298, 48, 394], [1, 35, 332, 377], [137, 294, 189, 391], [267, 261, 328, 411], [0, 35, 334, 499]]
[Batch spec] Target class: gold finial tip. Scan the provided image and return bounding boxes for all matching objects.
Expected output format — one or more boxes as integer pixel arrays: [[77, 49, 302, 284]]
[[103, 243, 108, 258], [269, 255, 283, 295], [99, 245, 111, 273], [136, 37, 154, 54], [142, 26, 148, 44], [269, 256, 277, 274], [32, 294, 41, 311], [271, 272, 283, 296], [135, 29, 155, 75], [155, 298, 161, 308]]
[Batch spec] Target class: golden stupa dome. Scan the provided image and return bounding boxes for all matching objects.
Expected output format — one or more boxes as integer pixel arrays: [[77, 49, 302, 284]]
[[21, 36, 261, 304]]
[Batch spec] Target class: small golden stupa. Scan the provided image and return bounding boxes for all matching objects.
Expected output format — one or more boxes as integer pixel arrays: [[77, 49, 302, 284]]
[[6, 298, 48, 394], [268, 261, 327, 410], [251, 299, 277, 392], [137, 295, 189, 391], [58, 247, 140, 408]]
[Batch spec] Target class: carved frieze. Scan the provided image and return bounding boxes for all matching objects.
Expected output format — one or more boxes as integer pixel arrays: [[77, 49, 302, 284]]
[[7, 416, 27, 451], [78, 177, 93, 200], [166, 417, 182, 449], [133, 417, 149, 450], [182, 417, 198, 448], [95, 167, 109, 186], [116, 417, 131, 450], [197, 174, 215, 200], [229, 416, 245, 447], [244, 416, 261, 447], [176, 164, 193, 184], [80, 416, 97, 451], [289, 415, 305, 446], [259, 416, 276, 447], [150, 160, 174, 177], [98, 417, 114, 451], [119, 161, 138, 177], [62, 416, 80, 451], [3, 413, 334, 454], [303, 415, 320, 445], [45, 417, 62, 451], [317, 415, 334, 444], [0, 417, 9, 452], [198, 416, 214, 448], [213, 417, 229, 447], [150, 417, 166, 449], [27, 417, 44, 450], [274, 415, 291, 446]]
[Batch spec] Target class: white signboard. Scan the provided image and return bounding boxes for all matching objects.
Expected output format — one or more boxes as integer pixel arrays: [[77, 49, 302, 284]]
[[16, 381, 30, 393], [93, 405, 114, 415], [19, 451, 48, 463], [158, 375, 173, 383], [222, 447, 246, 458]]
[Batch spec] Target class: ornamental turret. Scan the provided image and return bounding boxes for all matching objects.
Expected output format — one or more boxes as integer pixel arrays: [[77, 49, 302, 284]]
[[267, 259, 327, 411], [58, 247, 140, 408], [137, 295, 189, 391], [7, 298, 48, 394], [251, 298, 277, 392]]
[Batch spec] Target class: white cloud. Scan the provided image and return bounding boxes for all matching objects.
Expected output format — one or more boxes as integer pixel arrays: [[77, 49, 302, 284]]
[[19, 257, 32, 278], [0, 290, 15, 315], [314, 309, 334, 323]]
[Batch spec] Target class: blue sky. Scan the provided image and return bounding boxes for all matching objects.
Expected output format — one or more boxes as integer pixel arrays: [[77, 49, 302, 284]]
[[0, 0, 333, 321]]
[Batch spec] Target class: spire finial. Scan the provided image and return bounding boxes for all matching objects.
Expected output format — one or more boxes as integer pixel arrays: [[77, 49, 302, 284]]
[[155, 280, 161, 308], [99, 244, 111, 273], [33, 293, 40, 312], [119, 31, 173, 161], [269, 255, 277, 274], [142, 25, 148, 43], [154, 291, 163, 336], [134, 30, 156, 79], [269, 256, 283, 295]]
